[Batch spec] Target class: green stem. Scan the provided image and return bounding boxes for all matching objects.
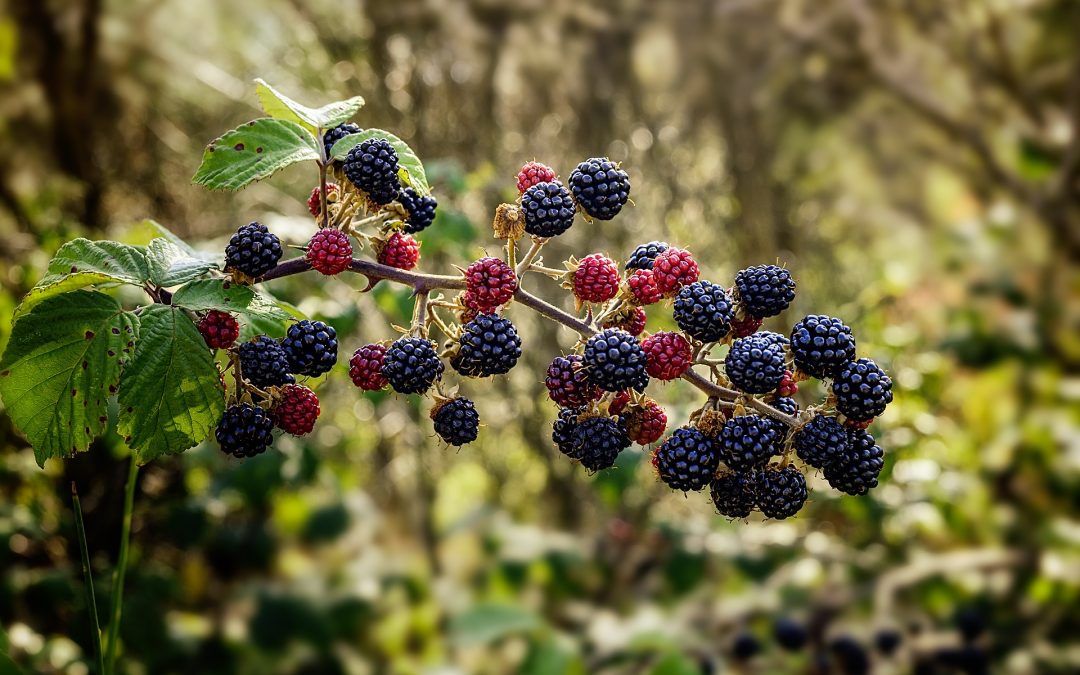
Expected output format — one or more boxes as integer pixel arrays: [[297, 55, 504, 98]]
[[72, 483, 105, 675], [104, 455, 138, 674]]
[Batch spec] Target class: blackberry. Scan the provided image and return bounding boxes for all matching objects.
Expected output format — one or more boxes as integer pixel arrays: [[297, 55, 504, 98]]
[[710, 471, 757, 518], [874, 629, 902, 656], [773, 618, 808, 652], [306, 228, 352, 276], [552, 407, 584, 458], [225, 222, 283, 278], [725, 332, 787, 394], [655, 426, 721, 491], [451, 314, 522, 377], [582, 328, 649, 392], [619, 398, 667, 445], [343, 137, 401, 205], [322, 122, 361, 160], [765, 396, 799, 441], [732, 633, 762, 661], [571, 253, 621, 304], [545, 354, 601, 408], [568, 157, 631, 220], [625, 268, 662, 306], [431, 397, 480, 446], [641, 331, 693, 381], [625, 241, 668, 271], [571, 415, 630, 472], [282, 320, 338, 377], [673, 281, 734, 342], [733, 264, 796, 318], [755, 465, 808, 520], [381, 336, 444, 394], [349, 343, 389, 391], [789, 315, 856, 379], [198, 310, 239, 350], [832, 358, 893, 421], [793, 414, 848, 469], [521, 180, 576, 238], [238, 336, 294, 388], [516, 161, 557, 194], [718, 414, 779, 472], [829, 636, 871, 675], [465, 257, 517, 312], [272, 384, 320, 436], [652, 248, 699, 295], [824, 428, 884, 495], [377, 232, 420, 270], [216, 403, 274, 458], [306, 182, 341, 219], [398, 187, 438, 234]]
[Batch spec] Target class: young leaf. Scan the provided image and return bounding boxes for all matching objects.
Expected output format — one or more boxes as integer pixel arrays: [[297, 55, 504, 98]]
[[146, 238, 218, 287], [171, 279, 295, 320], [330, 128, 430, 195], [16, 239, 149, 317], [192, 118, 321, 191], [0, 291, 139, 467], [254, 78, 365, 132], [116, 305, 224, 464]]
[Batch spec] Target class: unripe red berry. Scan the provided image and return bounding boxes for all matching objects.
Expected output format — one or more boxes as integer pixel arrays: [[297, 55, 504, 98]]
[[349, 344, 389, 390], [306, 228, 353, 276], [625, 268, 662, 306], [273, 384, 320, 435], [653, 247, 700, 296], [843, 417, 873, 430], [571, 254, 621, 303], [198, 310, 239, 349], [459, 292, 481, 324], [602, 306, 647, 337], [377, 232, 420, 270], [621, 399, 667, 445], [465, 257, 517, 311], [776, 370, 798, 398], [641, 331, 693, 381], [730, 314, 764, 338], [307, 183, 341, 218], [516, 161, 557, 194], [609, 391, 631, 415]]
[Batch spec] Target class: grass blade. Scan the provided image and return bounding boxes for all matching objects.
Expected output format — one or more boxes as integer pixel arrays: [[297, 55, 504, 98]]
[[71, 483, 105, 675]]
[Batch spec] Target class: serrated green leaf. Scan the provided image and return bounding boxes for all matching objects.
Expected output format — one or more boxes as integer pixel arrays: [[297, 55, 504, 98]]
[[330, 128, 430, 195], [449, 604, 541, 646], [16, 239, 149, 317], [127, 219, 220, 263], [254, 78, 365, 133], [117, 305, 224, 464], [171, 279, 293, 319], [649, 652, 702, 675], [192, 118, 320, 191], [147, 238, 218, 287], [0, 291, 139, 467]]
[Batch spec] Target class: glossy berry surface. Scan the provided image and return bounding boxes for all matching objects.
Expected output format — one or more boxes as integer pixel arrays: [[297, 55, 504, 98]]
[[755, 465, 808, 520], [451, 314, 522, 377], [342, 137, 400, 205], [198, 310, 239, 350], [398, 187, 438, 234], [583, 328, 649, 392], [516, 161, 557, 194], [545, 354, 601, 408], [618, 398, 667, 445], [377, 232, 420, 270], [602, 307, 647, 337], [719, 414, 779, 472], [568, 156, 631, 220], [571, 254, 621, 303], [465, 257, 517, 311], [725, 332, 787, 394], [734, 264, 796, 318], [216, 403, 274, 458], [381, 337, 443, 395], [431, 397, 480, 445], [625, 241, 668, 271], [225, 222, 282, 278], [570, 415, 630, 472], [794, 415, 848, 469], [282, 320, 338, 377], [625, 268, 662, 305], [349, 343, 389, 391], [824, 428, 884, 495], [652, 247, 700, 295], [306, 228, 353, 276], [673, 281, 734, 343], [641, 331, 692, 381], [832, 358, 893, 421], [655, 426, 720, 491], [522, 181, 576, 238], [238, 336, 294, 388], [710, 471, 757, 518], [273, 384, 320, 436], [789, 315, 856, 379]]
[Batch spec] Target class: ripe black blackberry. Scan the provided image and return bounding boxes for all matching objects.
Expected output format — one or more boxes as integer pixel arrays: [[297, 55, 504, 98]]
[[521, 180, 576, 238], [765, 396, 799, 441], [282, 320, 338, 377], [225, 222, 283, 278], [829, 636, 871, 675], [789, 314, 856, 379], [824, 428, 884, 495], [832, 357, 893, 421], [732, 633, 762, 661], [582, 328, 650, 392], [734, 264, 796, 318], [773, 618, 808, 652], [322, 122, 361, 160], [625, 241, 669, 271], [718, 414, 779, 472], [568, 157, 631, 220], [398, 187, 438, 234], [238, 336, 294, 388], [673, 281, 734, 342], [381, 336, 444, 394], [552, 407, 584, 458], [654, 427, 721, 491], [216, 403, 274, 458], [755, 465, 808, 520], [571, 415, 630, 472], [793, 414, 848, 469], [725, 332, 787, 394], [450, 314, 522, 377], [343, 137, 401, 205], [710, 470, 756, 518], [431, 397, 480, 446]]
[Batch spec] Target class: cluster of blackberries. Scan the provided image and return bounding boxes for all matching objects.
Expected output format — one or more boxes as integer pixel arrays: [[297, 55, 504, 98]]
[[515, 157, 631, 237]]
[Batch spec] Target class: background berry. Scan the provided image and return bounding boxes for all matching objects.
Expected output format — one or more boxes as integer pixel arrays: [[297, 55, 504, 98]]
[[322, 122, 361, 160], [198, 310, 239, 349], [652, 247, 699, 295], [377, 232, 420, 270], [765, 396, 799, 441], [343, 137, 400, 205], [568, 157, 630, 220], [381, 337, 443, 394], [431, 397, 480, 445], [522, 181, 575, 237], [306, 182, 340, 218], [225, 222, 282, 278], [824, 428, 884, 495], [273, 384, 320, 436], [282, 320, 338, 377], [398, 187, 438, 234], [465, 257, 517, 311], [552, 407, 584, 458], [730, 314, 763, 338], [516, 161, 557, 194], [734, 264, 796, 318], [625, 241, 668, 271], [570, 415, 630, 472], [755, 465, 808, 519], [306, 228, 352, 276], [451, 314, 522, 377], [789, 314, 856, 379], [719, 414, 779, 472], [641, 331, 692, 381], [711, 471, 756, 518], [774, 619, 808, 652], [349, 344, 389, 391], [619, 399, 667, 445], [655, 426, 720, 491], [673, 281, 733, 342], [725, 332, 787, 394], [583, 328, 649, 392], [545, 354, 601, 407], [832, 358, 893, 421], [625, 268, 662, 305], [216, 403, 274, 458], [776, 370, 798, 397], [239, 336, 294, 388], [572, 253, 620, 303]]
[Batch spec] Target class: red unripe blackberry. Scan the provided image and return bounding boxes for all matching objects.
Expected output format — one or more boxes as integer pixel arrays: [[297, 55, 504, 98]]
[[349, 344, 389, 391], [625, 268, 662, 306], [307, 183, 341, 218], [459, 291, 481, 324], [609, 391, 631, 415], [619, 398, 667, 445], [306, 228, 353, 276], [545, 354, 601, 407], [198, 310, 239, 349], [516, 161, 557, 194], [377, 232, 420, 270], [641, 331, 692, 381], [571, 254, 621, 303], [776, 370, 798, 398], [602, 306, 647, 337], [465, 257, 517, 311], [730, 314, 763, 338], [272, 384, 320, 436], [652, 247, 700, 295]]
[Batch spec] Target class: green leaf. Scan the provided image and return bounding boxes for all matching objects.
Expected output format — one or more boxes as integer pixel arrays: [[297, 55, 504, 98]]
[[521, 638, 585, 675], [116, 305, 224, 464], [171, 279, 293, 320], [16, 239, 149, 317], [0, 291, 138, 467], [649, 652, 702, 675], [192, 118, 321, 191], [146, 238, 218, 287], [330, 128, 430, 195], [126, 219, 220, 263], [449, 604, 541, 646], [254, 78, 365, 133]]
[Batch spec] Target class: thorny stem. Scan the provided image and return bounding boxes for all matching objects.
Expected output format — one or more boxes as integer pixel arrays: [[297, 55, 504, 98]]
[[410, 291, 430, 338], [514, 239, 546, 277]]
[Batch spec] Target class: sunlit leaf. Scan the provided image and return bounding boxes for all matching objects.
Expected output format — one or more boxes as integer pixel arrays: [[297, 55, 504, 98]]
[[192, 118, 320, 191]]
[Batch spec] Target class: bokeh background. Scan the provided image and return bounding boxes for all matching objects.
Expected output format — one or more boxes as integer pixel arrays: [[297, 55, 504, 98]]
[[1, 1, 1079, 673]]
